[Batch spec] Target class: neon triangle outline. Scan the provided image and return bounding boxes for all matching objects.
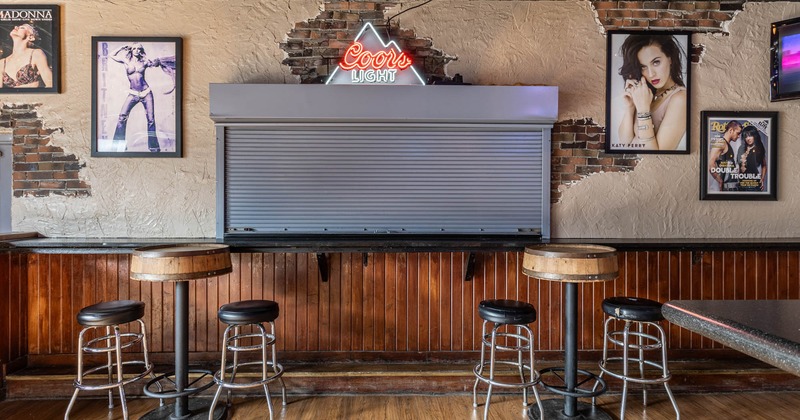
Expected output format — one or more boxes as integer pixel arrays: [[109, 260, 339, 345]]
[[325, 22, 426, 85]]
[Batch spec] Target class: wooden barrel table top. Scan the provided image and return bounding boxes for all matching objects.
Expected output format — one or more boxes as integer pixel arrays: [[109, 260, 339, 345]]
[[130, 243, 233, 282], [522, 244, 618, 283]]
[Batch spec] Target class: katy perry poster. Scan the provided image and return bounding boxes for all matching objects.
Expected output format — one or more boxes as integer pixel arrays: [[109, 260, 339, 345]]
[[605, 31, 691, 154], [700, 111, 778, 201], [0, 4, 60, 93], [91, 37, 182, 157]]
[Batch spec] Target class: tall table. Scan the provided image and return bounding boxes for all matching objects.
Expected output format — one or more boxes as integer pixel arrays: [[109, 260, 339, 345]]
[[130, 244, 233, 420], [522, 244, 618, 420]]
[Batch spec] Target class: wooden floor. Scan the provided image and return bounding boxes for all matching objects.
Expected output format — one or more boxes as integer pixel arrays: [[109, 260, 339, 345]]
[[2, 391, 799, 419]]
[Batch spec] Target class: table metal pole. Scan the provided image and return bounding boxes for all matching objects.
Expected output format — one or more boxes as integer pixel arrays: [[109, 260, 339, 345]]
[[564, 282, 578, 417], [175, 281, 189, 419]]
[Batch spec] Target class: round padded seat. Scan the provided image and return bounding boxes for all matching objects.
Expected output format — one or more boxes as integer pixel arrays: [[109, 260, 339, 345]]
[[77, 300, 145, 327], [478, 299, 536, 325], [218, 300, 280, 325], [602, 296, 663, 322]]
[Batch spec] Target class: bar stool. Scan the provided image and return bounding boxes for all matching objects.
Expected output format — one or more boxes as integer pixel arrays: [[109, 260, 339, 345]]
[[592, 296, 680, 419], [64, 300, 159, 420], [209, 299, 287, 419], [472, 299, 543, 420]]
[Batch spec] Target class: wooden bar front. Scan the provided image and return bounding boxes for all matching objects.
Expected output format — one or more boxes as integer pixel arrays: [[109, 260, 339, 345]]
[[7, 249, 799, 364]]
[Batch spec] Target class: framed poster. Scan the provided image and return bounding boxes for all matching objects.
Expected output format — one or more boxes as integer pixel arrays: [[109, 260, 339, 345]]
[[92, 37, 182, 157], [0, 4, 60, 93], [605, 31, 691, 154], [700, 111, 778, 201]]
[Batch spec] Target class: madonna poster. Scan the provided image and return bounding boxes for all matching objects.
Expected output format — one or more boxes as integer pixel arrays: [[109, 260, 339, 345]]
[[0, 4, 60, 93]]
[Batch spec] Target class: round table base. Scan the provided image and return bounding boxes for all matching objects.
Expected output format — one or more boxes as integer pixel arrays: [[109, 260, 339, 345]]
[[139, 399, 226, 420], [528, 399, 612, 420]]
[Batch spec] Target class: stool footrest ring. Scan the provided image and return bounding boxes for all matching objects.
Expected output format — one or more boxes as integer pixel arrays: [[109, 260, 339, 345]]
[[538, 367, 607, 398], [213, 361, 285, 389], [142, 369, 215, 399], [74, 360, 154, 391], [473, 361, 540, 389], [598, 358, 672, 384]]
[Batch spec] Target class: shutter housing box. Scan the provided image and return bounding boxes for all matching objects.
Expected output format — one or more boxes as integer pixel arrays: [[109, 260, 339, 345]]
[[210, 85, 557, 240]]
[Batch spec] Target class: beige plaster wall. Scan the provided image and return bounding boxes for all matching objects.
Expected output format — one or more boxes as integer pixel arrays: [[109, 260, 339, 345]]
[[548, 1, 800, 238], [5, 1, 800, 238]]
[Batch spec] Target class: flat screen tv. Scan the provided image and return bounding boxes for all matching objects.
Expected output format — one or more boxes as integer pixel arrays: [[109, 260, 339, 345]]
[[770, 16, 800, 101]]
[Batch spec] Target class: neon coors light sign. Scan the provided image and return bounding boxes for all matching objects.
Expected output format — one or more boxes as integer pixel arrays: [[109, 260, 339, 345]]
[[326, 22, 426, 85]]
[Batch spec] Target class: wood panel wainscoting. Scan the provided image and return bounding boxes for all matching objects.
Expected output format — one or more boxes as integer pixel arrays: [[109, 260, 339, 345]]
[[2, 249, 800, 398], [0, 251, 28, 394]]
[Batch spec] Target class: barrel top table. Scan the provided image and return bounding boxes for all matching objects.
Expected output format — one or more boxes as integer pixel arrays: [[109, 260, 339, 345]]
[[522, 244, 619, 420], [131, 243, 232, 420]]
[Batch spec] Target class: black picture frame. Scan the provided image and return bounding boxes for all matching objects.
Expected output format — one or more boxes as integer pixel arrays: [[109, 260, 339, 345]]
[[700, 111, 778, 201], [605, 31, 691, 154], [91, 36, 182, 157], [0, 4, 60, 93], [770, 16, 800, 101]]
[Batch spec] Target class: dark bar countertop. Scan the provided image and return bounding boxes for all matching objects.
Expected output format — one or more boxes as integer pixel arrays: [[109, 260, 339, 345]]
[[6, 233, 800, 253], [662, 300, 800, 377]]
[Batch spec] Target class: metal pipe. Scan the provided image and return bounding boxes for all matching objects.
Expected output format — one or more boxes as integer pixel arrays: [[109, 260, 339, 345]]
[[175, 281, 190, 418], [564, 283, 578, 417]]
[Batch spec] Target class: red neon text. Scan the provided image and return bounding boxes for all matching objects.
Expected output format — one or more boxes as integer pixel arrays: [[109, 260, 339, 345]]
[[339, 42, 413, 71]]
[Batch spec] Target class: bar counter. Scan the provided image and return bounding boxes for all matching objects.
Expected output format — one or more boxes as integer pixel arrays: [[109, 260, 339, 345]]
[[4, 233, 800, 398], [7, 234, 800, 253]]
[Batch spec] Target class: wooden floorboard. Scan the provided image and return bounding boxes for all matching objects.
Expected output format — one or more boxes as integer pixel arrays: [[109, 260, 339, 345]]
[[1, 392, 799, 419]]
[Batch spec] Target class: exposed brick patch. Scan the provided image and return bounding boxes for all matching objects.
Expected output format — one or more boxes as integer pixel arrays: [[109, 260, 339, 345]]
[[591, 0, 745, 33], [551, 118, 640, 204], [281, 0, 455, 84], [2, 104, 90, 198]]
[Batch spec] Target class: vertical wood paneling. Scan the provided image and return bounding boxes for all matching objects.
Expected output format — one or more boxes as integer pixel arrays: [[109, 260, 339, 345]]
[[1, 252, 28, 371], [15, 249, 800, 357]]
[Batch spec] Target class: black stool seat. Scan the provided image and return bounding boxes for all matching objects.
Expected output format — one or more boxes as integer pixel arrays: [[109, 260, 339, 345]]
[[478, 299, 536, 325], [218, 300, 280, 325], [77, 300, 145, 326], [602, 297, 663, 322]]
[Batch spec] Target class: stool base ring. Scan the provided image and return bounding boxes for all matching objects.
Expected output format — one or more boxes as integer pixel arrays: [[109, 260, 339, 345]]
[[138, 398, 226, 420], [539, 367, 607, 398], [473, 360, 540, 389], [142, 369, 215, 399], [528, 398, 613, 420]]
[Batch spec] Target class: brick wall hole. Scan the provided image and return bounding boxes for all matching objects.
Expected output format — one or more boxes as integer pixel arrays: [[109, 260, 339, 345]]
[[551, 118, 639, 204], [281, 0, 455, 84], [1, 104, 90, 198]]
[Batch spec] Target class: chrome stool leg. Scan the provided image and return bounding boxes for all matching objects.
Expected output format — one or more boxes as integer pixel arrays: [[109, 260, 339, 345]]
[[137, 319, 164, 407], [620, 321, 631, 420], [638, 322, 647, 407], [64, 328, 88, 420], [655, 322, 680, 419], [472, 320, 488, 408], [592, 316, 613, 407], [113, 326, 129, 420], [106, 326, 115, 410], [270, 321, 287, 406], [208, 325, 232, 420]]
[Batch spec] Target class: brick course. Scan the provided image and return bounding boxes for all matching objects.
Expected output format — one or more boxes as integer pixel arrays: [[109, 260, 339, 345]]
[[1, 104, 89, 198], [551, 119, 639, 204], [281, 0, 453, 83], [590, 0, 745, 32]]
